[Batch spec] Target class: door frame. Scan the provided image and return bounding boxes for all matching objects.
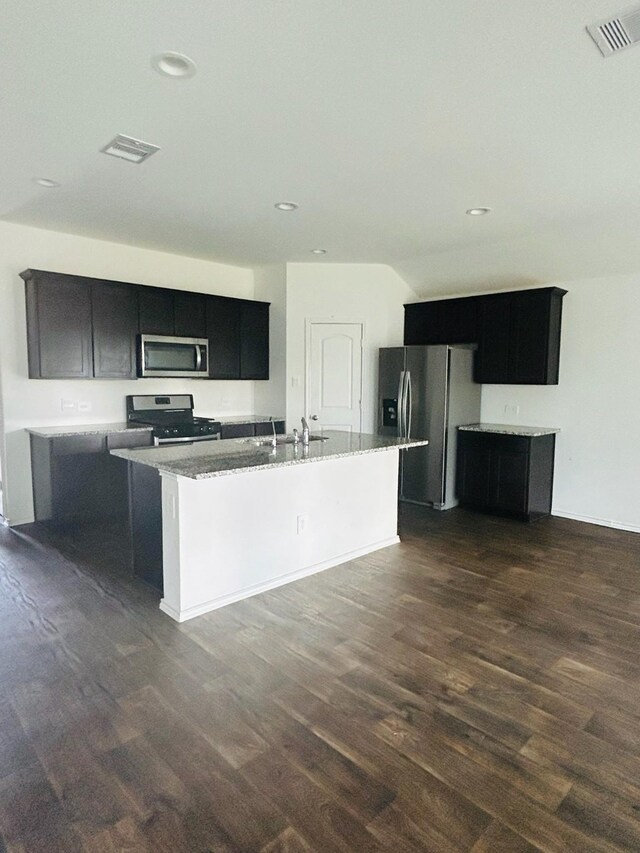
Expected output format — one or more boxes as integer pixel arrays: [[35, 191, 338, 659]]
[[304, 319, 365, 433]]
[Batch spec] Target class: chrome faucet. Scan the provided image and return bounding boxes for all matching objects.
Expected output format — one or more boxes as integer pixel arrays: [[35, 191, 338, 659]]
[[270, 416, 277, 448], [301, 417, 310, 445]]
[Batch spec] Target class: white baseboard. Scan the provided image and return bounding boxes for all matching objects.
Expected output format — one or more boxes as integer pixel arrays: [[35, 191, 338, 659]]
[[552, 510, 640, 535], [6, 516, 34, 528], [160, 535, 400, 623]]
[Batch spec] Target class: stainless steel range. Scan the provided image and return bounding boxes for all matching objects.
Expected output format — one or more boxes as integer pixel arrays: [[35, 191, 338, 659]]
[[126, 394, 221, 445]]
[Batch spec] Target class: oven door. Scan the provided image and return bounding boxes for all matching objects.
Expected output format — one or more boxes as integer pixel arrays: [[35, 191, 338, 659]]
[[138, 335, 209, 378]]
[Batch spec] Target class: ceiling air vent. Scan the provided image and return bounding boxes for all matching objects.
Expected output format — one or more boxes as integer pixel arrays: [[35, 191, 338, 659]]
[[100, 134, 160, 164], [587, 6, 640, 56]]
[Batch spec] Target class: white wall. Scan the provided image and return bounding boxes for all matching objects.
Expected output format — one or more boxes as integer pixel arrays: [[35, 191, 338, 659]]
[[481, 274, 640, 533], [253, 264, 287, 419], [160, 449, 400, 621], [0, 221, 255, 524], [285, 264, 417, 433]]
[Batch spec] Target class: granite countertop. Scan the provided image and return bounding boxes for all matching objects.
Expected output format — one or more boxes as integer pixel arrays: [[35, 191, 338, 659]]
[[111, 431, 429, 480], [27, 422, 153, 438], [218, 415, 285, 425], [458, 423, 560, 437]]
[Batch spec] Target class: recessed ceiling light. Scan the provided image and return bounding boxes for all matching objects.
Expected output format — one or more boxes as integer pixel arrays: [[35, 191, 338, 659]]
[[311, 249, 327, 254], [274, 201, 298, 211], [34, 177, 60, 188], [152, 51, 196, 79], [466, 207, 492, 216]]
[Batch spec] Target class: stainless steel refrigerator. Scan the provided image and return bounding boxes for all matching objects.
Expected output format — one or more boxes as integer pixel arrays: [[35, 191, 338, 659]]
[[378, 345, 481, 509]]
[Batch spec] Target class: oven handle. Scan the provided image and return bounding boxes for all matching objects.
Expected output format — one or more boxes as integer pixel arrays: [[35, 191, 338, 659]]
[[154, 433, 221, 446], [195, 345, 203, 372]]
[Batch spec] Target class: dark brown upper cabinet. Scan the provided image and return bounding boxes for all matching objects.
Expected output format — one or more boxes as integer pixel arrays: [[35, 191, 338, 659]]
[[474, 287, 566, 384], [404, 286, 567, 385], [240, 300, 270, 380], [23, 270, 93, 379], [404, 296, 480, 346], [173, 291, 206, 338], [205, 297, 270, 380], [23, 269, 270, 381], [206, 296, 241, 379], [91, 280, 138, 379], [138, 287, 174, 335], [139, 287, 207, 339]]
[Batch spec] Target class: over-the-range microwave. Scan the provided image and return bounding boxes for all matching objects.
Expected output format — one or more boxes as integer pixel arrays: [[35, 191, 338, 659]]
[[137, 334, 209, 378]]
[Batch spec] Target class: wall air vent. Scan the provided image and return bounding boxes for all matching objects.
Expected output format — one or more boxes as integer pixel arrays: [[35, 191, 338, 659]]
[[100, 134, 160, 164], [587, 6, 640, 56]]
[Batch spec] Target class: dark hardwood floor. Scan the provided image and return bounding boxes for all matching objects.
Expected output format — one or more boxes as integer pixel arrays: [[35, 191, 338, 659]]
[[1, 506, 639, 852]]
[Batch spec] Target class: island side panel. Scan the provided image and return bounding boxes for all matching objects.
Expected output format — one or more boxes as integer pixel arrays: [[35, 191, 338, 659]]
[[159, 448, 400, 622]]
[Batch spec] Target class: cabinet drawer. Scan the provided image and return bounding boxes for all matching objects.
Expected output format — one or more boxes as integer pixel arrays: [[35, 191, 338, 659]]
[[51, 435, 106, 456], [106, 431, 153, 450], [460, 431, 530, 454]]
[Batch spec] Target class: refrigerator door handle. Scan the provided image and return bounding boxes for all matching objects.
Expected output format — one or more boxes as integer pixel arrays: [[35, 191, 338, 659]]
[[401, 370, 410, 439], [397, 370, 405, 437], [405, 371, 412, 440]]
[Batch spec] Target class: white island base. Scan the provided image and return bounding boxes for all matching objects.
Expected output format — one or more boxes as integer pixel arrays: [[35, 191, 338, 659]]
[[159, 448, 400, 622]]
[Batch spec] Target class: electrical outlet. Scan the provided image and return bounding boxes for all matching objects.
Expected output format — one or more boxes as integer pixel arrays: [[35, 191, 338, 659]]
[[78, 401, 92, 413], [61, 399, 76, 413], [504, 404, 520, 418], [297, 513, 309, 535]]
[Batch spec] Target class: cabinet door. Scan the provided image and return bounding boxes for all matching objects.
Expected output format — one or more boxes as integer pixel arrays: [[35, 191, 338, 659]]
[[404, 302, 444, 344], [509, 290, 550, 384], [206, 296, 241, 379], [254, 420, 285, 436], [240, 301, 270, 380], [492, 448, 529, 513], [138, 287, 174, 335], [26, 272, 93, 378], [440, 297, 480, 344], [404, 297, 480, 346], [91, 281, 138, 378], [174, 291, 206, 338], [474, 294, 512, 383], [456, 433, 492, 507], [129, 463, 163, 590]]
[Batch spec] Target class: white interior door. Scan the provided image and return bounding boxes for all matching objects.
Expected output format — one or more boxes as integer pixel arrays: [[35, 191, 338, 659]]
[[307, 322, 363, 433]]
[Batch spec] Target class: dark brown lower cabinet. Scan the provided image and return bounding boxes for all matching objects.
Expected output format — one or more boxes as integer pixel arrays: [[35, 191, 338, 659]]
[[30, 430, 153, 525], [128, 462, 163, 591], [456, 430, 556, 521], [220, 420, 285, 440]]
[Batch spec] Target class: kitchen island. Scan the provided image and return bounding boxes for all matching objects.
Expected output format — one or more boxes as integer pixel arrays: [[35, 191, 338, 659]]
[[112, 431, 428, 622]]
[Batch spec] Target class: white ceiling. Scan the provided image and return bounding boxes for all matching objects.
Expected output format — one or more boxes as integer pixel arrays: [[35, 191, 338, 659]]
[[3, 0, 640, 295]]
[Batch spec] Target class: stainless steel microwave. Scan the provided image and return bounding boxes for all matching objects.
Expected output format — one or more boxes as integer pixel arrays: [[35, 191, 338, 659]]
[[137, 335, 209, 378]]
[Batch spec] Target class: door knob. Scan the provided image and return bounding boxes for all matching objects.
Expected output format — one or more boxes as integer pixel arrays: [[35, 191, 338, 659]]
[[310, 414, 319, 420]]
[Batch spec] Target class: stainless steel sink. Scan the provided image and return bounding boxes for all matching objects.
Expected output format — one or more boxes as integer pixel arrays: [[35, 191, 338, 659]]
[[244, 434, 328, 447]]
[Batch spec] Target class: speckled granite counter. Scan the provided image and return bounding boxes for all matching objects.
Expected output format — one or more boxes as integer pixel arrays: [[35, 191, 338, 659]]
[[111, 431, 428, 480], [458, 423, 560, 437], [27, 422, 153, 438]]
